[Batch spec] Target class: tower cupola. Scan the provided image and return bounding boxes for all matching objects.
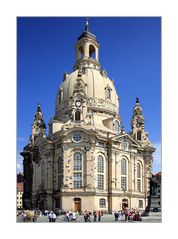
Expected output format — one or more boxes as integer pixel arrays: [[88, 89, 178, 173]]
[[74, 18, 100, 71]]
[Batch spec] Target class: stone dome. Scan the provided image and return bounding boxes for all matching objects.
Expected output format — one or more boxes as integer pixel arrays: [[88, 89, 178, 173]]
[[53, 20, 122, 134], [56, 68, 119, 115]]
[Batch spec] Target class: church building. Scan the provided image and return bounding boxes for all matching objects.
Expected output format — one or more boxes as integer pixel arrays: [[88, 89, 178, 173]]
[[21, 19, 155, 212]]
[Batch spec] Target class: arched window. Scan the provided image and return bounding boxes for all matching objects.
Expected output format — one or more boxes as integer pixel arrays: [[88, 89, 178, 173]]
[[105, 88, 111, 99], [137, 131, 142, 140], [113, 120, 120, 133], [138, 200, 143, 208], [99, 198, 106, 208], [121, 159, 127, 191], [58, 89, 63, 103], [98, 155, 104, 173], [89, 45, 96, 59], [121, 159, 127, 175], [75, 111, 81, 121], [73, 152, 82, 170], [137, 163, 141, 178], [78, 46, 84, 59], [97, 155, 104, 190], [137, 162, 142, 192]]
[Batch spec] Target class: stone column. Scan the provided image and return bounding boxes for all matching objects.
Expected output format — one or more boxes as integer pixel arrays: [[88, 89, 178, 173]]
[[85, 42, 89, 58]]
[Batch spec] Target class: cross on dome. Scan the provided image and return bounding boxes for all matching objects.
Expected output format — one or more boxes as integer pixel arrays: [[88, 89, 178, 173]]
[[85, 17, 89, 31]]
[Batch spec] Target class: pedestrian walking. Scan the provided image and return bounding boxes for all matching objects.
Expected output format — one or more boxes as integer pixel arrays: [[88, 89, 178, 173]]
[[48, 211, 53, 222], [98, 210, 101, 221], [51, 212, 56, 222], [114, 211, 119, 221], [93, 210, 97, 222]]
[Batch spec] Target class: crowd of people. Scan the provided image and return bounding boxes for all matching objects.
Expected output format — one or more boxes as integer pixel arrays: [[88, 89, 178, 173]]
[[17, 209, 41, 222], [83, 210, 103, 222], [17, 207, 143, 222], [113, 208, 143, 222]]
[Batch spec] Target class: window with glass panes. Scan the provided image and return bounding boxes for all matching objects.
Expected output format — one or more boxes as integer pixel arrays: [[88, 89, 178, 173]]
[[73, 152, 82, 170], [137, 163, 141, 178], [137, 162, 141, 192], [73, 132, 81, 142], [105, 88, 111, 99], [98, 174, 104, 190], [121, 159, 127, 175], [138, 200, 143, 208], [121, 159, 127, 190], [73, 173, 82, 188], [98, 155, 104, 173], [97, 155, 104, 190], [99, 198, 106, 207], [137, 179, 141, 192], [121, 176, 127, 191], [113, 120, 120, 132]]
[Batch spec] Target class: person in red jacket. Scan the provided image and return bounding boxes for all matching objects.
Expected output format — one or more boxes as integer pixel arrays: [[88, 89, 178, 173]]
[[98, 210, 101, 221]]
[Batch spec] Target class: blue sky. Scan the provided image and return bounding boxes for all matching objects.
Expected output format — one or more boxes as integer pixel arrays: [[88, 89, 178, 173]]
[[17, 17, 161, 173]]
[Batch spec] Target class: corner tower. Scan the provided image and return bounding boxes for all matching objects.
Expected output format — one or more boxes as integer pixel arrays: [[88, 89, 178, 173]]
[[131, 97, 150, 145], [30, 103, 46, 143]]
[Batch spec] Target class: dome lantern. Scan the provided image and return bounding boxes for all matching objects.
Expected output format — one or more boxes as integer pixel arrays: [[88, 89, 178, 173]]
[[74, 18, 100, 71]]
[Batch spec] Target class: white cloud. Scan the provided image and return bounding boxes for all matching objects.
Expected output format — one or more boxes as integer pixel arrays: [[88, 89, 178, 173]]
[[152, 142, 161, 173], [17, 162, 22, 169]]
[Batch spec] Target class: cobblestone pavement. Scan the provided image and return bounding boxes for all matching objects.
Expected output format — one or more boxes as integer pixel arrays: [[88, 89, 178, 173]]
[[17, 212, 161, 223]]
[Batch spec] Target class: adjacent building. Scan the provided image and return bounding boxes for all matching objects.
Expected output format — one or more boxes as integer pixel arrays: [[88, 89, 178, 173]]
[[17, 182, 23, 209], [20, 19, 155, 212]]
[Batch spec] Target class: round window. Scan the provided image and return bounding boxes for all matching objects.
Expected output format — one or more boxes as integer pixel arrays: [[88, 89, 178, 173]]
[[73, 132, 81, 142]]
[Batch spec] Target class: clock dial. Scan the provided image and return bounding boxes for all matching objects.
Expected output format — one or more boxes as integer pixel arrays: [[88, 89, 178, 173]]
[[75, 100, 81, 107], [136, 123, 141, 128]]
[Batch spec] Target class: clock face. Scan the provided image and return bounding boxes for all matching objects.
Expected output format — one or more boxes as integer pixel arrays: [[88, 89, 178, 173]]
[[75, 100, 81, 107], [136, 123, 141, 128]]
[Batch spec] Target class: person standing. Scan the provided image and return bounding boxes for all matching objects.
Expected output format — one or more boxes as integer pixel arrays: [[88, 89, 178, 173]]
[[124, 208, 128, 222], [48, 211, 52, 222], [98, 210, 101, 221], [93, 210, 97, 222], [114, 211, 118, 221], [51, 212, 56, 222]]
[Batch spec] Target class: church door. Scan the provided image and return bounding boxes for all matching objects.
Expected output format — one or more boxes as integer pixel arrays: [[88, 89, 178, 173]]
[[122, 199, 128, 210], [74, 198, 81, 212]]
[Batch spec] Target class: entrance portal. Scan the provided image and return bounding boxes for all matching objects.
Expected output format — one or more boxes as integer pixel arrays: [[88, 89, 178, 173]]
[[74, 198, 81, 212], [122, 199, 128, 210]]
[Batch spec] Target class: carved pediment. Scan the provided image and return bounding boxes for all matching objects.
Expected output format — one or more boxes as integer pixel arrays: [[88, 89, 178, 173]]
[[114, 133, 141, 149]]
